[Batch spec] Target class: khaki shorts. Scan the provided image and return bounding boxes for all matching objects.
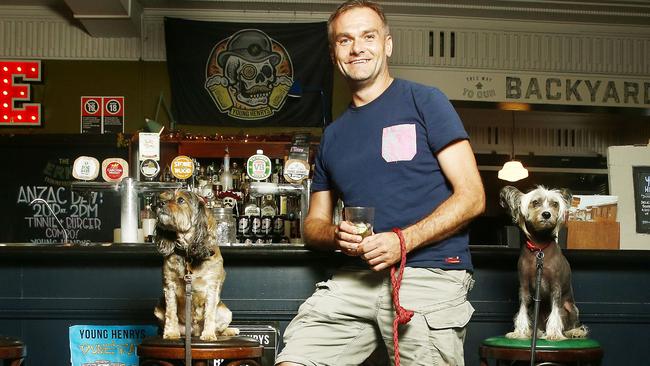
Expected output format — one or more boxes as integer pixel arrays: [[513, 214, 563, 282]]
[[275, 267, 475, 366]]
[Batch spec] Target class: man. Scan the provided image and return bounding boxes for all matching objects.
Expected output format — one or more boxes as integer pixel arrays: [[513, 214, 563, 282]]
[[275, 1, 485, 365]]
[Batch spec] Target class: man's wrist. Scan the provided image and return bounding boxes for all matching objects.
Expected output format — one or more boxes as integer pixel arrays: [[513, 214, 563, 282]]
[[399, 227, 415, 253]]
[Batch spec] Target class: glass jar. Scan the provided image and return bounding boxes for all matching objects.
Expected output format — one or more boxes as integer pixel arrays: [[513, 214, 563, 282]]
[[213, 207, 236, 245]]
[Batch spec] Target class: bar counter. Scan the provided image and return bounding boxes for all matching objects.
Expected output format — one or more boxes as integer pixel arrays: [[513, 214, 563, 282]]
[[2, 242, 650, 264], [1, 243, 648, 365]]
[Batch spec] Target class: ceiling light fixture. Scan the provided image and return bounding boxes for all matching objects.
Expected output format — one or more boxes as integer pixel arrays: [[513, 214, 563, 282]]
[[498, 111, 528, 182]]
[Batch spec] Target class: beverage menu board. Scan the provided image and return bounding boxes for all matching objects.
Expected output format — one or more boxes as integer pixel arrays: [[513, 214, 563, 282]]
[[632, 166, 650, 234], [0, 135, 126, 244]]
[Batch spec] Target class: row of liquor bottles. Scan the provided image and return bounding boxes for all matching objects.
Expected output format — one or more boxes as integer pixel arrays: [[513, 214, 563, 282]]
[[235, 212, 300, 245]]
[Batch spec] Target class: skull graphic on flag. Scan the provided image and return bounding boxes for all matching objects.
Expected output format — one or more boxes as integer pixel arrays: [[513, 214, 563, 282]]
[[205, 29, 294, 120]]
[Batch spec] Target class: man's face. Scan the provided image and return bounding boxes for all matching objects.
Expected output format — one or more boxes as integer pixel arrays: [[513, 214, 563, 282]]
[[330, 7, 392, 86]]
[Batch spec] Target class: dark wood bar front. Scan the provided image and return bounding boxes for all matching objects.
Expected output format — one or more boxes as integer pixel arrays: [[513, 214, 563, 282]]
[[1, 244, 648, 365]]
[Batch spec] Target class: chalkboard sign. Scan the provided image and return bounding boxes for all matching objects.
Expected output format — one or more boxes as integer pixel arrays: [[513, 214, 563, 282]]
[[632, 166, 650, 234], [0, 134, 128, 244]]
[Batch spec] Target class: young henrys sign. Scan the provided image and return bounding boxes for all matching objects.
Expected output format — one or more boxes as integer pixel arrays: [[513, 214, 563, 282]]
[[69, 325, 157, 366], [393, 68, 650, 108]]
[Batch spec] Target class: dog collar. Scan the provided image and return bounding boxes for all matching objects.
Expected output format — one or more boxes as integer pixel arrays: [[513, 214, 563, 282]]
[[173, 247, 216, 261], [526, 240, 551, 252]]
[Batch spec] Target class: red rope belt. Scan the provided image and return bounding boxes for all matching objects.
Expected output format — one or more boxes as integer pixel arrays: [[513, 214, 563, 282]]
[[390, 228, 414, 366]]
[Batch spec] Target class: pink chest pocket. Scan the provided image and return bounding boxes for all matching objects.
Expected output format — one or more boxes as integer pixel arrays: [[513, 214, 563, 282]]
[[382, 124, 417, 162]]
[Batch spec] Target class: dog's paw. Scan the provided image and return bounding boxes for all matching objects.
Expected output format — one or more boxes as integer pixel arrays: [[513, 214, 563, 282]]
[[163, 330, 181, 339], [564, 325, 589, 338], [163, 324, 181, 339], [505, 330, 529, 339], [543, 330, 567, 341], [221, 327, 240, 336], [200, 332, 218, 341]]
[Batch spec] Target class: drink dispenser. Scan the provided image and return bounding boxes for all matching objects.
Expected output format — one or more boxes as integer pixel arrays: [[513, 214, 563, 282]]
[[247, 180, 311, 240]]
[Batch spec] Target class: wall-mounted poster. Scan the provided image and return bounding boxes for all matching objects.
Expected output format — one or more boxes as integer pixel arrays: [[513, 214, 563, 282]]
[[81, 97, 102, 134], [81, 96, 124, 134]]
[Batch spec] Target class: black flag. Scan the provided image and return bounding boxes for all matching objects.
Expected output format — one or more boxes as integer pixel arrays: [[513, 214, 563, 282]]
[[165, 17, 332, 127]]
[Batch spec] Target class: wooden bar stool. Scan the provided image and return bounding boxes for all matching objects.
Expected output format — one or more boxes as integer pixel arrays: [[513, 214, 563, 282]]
[[0, 336, 26, 366], [479, 336, 603, 366], [137, 335, 263, 366]]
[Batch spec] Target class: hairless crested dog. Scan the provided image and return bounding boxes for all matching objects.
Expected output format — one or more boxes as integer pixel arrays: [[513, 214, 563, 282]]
[[500, 185, 588, 340]]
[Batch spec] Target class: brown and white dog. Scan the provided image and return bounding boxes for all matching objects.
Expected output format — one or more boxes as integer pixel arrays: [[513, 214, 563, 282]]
[[500, 185, 588, 340], [154, 189, 238, 340]]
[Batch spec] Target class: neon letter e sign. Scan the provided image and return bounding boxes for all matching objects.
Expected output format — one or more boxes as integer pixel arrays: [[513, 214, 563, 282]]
[[0, 60, 42, 126]]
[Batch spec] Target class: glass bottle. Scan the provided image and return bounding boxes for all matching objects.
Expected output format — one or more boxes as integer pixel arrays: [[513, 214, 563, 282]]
[[162, 165, 172, 182], [271, 158, 283, 184], [220, 147, 234, 191], [243, 190, 261, 242], [231, 161, 242, 190], [260, 194, 278, 217], [208, 163, 219, 186], [197, 165, 208, 185], [260, 194, 277, 243], [189, 159, 200, 192], [243, 190, 260, 217], [140, 195, 156, 243]]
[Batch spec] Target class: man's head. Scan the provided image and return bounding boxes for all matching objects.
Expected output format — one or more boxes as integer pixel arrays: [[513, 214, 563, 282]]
[[327, 0, 389, 44], [327, 0, 393, 89]]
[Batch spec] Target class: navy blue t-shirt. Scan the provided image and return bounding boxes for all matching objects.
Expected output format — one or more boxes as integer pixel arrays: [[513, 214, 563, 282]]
[[312, 78, 472, 270]]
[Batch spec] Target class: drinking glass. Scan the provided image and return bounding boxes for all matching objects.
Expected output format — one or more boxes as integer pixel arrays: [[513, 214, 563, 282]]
[[344, 206, 375, 238]]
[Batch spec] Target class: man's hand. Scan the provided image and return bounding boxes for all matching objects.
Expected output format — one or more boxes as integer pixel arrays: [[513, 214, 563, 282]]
[[335, 221, 365, 256], [358, 231, 401, 271]]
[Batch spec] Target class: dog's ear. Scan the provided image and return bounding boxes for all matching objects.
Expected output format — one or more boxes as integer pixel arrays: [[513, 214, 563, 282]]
[[193, 197, 208, 245], [155, 232, 176, 256], [188, 194, 215, 259], [559, 188, 572, 207], [559, 188, 573, 223], [500, 185, 523, 222]]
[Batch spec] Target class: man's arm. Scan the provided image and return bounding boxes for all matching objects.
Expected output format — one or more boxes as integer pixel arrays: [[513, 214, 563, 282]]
[[303, 190, 338, 250], [360, 139, 486, 271]]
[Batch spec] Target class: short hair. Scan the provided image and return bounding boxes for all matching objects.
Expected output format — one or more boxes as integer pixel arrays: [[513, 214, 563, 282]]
[[327, 0, 390, 44]]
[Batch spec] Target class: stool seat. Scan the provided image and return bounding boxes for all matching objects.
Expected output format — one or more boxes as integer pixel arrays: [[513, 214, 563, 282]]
[[0, 336, 26, 366], [138, 335, 263, 366], [479, 336, 603, 366]]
